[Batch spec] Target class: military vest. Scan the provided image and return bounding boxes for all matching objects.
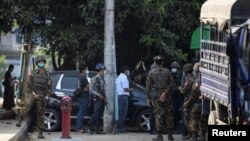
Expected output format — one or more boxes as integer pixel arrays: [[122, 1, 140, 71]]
[[92, 75, 105, 96], [150, 68, 171, 90], [32, 69, 49, 96]]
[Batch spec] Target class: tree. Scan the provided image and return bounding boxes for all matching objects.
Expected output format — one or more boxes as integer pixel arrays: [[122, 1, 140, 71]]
[[1, 0, 205, 70], [0, 55, 7, 79]]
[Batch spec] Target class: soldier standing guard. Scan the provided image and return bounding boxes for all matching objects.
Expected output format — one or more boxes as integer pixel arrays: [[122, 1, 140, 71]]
[[183, 62, 207, 141], [170, 61, 183, 127], [16, 55, 51, 139], [178, 63, 196, 140], [146, 55, 175, 141], [87, 63, 107, 134]]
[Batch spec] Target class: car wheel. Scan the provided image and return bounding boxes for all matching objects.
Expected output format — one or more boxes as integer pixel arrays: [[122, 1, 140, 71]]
[[44, 108, 61, 132], [136, 109, 151, 131]]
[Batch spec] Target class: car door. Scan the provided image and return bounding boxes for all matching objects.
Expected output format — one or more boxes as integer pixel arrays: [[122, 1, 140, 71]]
[[62, 73, 81, 115]]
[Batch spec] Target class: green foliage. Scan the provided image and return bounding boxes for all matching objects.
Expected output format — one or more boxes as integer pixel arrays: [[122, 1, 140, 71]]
[[115, 0, 204, 65], [0, 0, 204, 70], [0, 55, 7, 79], [0, 0, 15, 33]]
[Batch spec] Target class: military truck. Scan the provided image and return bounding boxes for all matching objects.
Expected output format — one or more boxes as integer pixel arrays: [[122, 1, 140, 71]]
[[199, 0, 250, 125]]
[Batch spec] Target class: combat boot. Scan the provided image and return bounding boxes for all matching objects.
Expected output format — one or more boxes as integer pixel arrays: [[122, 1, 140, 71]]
[[95, 128, 104, 134], [199, 131, 206, 141], [182, 132, 191, 140], [189, 132, 198, 141], [199, 135, 205, 141], [16, 117, 23, 127], [38, 130, 45, 139], [152, 134, 163, 141], [168, 128, 174, 140]]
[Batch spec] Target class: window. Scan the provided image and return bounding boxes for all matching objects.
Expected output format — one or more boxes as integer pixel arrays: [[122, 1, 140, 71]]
[[61, 76, 78, 90], [51, 74, 61, 88]]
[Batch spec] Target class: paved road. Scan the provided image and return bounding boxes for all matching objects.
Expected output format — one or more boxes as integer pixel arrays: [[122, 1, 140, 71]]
[[27, 132, 183, 141]]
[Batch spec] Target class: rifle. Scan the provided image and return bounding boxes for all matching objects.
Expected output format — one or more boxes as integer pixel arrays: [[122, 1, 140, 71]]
[[96, 78, 108, 108]]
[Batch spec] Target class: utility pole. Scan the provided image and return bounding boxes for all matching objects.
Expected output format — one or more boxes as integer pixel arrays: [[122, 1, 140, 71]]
[[103, 0, 116, 133], [16, 38, 31, 114]]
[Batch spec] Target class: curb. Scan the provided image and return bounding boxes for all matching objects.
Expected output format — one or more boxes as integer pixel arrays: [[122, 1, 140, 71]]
[[9, 117, 29, 141]]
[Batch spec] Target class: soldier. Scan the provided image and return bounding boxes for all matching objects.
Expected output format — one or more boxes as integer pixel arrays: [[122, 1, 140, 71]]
[[16, 55, 51, 139], [170, 61, 183, 127], [87, 63, 106, 134], [178, 63, 196, 140], [183, 62, 207, 141], [146, 55, 175, 141]]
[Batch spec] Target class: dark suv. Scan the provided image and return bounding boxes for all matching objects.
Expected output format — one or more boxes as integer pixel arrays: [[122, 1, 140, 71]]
[[44, 71, 151, 132]]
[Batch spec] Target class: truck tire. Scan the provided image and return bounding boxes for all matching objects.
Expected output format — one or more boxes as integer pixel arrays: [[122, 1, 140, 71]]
[[208, 110, 217, 125]]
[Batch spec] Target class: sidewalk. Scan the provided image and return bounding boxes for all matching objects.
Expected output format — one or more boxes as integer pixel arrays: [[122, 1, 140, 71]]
[[28, 132, 183, 141], [0, 97, 29, 141]]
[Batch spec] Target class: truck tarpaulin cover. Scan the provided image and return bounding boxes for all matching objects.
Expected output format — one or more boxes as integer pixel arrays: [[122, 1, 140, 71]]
[[200, 0, 250, 31]]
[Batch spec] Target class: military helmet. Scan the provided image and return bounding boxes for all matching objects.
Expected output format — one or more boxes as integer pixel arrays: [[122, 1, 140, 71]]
[[95, 63, 106, 70], [153, 55, 163, 61], [183, 63, 193, 73], [171, 61, 180, 68], [35, 55, 46, 64], [193, 62, 200, 72]]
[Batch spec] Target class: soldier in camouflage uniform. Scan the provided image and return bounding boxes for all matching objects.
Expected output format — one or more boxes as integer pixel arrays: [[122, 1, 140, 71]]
[[178, 63, 196, 140], [184, 62, 207, 141], [16, 55, 51, 139], [146, 55, 175, 141], [87, 63, 106, 134]]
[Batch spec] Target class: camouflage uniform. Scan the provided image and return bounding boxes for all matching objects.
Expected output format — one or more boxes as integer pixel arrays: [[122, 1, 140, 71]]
[[16, 56, 51, 139], [146, 62, 175, 141], [185, 78, 207, 141], [179, 63, 196, 140], [186, 63, 207, 141], [87, 63, 106, 134]]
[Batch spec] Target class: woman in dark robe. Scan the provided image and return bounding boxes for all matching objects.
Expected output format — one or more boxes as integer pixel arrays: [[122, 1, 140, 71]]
[[2, 64, 16, 110]]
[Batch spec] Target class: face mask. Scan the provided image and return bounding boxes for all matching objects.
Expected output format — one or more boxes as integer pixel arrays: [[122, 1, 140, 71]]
[[171, 68, 177, 73], [38, 62, 45, 68]]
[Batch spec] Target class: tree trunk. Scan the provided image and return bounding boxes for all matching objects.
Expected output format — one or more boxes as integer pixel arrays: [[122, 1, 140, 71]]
[[51, 47, 59, 71], [61, 48, 76, 70], [103, 0, 116, 133]]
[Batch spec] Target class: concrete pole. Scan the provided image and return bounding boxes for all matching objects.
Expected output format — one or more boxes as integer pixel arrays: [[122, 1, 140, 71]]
[[103, 0, 116, 133]]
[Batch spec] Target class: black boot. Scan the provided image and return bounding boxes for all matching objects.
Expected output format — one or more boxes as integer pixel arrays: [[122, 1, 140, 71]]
[[38, 130, 45, 139], [95, 128, 104, 134], [182, 132, 191, 140], [182, 125, 188, 137], [168, 128, 174, 140], [199, 135, 205, 141], [16, 117, 23, 127], [152, 134, 163, 141], [199, 131, 206, 141], [190, 132, 198, 141]]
